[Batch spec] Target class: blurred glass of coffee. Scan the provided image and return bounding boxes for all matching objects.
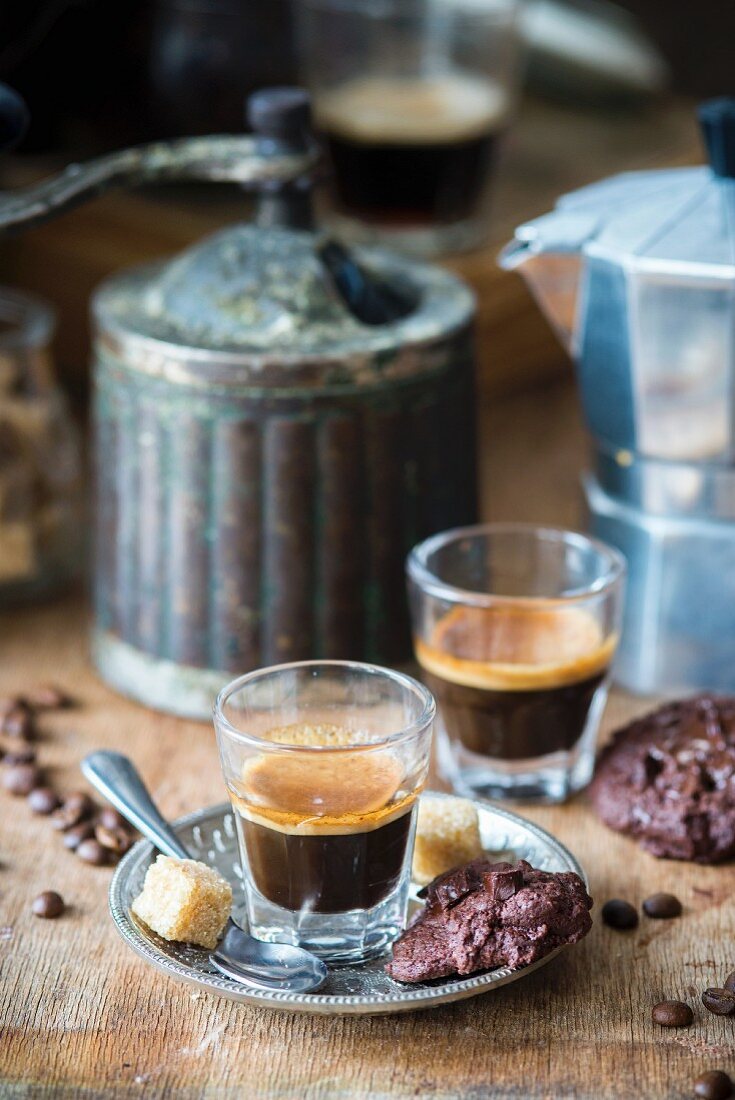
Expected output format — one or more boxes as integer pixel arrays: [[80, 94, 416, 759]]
[[408, 525, 625, 802], [296, 0, 522, 255]]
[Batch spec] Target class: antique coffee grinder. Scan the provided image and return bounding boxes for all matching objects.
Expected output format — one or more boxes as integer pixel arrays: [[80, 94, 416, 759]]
[[0, 86, 477, 716]]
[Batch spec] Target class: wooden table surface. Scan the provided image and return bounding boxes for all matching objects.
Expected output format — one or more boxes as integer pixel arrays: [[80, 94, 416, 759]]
[[2, 379, 733, 1100]]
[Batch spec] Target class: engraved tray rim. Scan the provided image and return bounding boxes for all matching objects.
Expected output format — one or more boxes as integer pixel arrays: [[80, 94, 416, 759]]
[[109, 795, 587, 1016]]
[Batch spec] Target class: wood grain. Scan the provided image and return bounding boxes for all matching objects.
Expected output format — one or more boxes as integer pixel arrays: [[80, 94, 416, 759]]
[[1, 381, 733, 1099]]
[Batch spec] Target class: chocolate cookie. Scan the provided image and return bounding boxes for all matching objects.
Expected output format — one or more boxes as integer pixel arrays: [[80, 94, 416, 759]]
[[590, 694, 735, 863], [386, 858, 592, 983]]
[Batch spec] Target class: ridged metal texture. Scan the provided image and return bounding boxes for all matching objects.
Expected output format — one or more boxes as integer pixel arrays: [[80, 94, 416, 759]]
[[94, 343, 475, 673], [92, 234, 476, 713]]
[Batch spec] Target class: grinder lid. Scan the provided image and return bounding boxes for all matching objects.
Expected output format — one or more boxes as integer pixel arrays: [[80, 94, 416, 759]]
[[93, 224, 474, 387]]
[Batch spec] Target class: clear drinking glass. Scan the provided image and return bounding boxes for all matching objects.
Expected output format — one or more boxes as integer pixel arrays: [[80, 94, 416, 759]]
[[407, 524, 625, 802], [0, 287, 82, 604], [295, 0, 522, 255], [214, 660, 434, 963]]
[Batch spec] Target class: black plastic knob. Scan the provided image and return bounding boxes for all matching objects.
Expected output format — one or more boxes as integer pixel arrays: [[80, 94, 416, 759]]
[[0, 84, 30, 152], [699, 97, 735, 179], [318, 238, 420, 326], [247, 87, 312, 153]]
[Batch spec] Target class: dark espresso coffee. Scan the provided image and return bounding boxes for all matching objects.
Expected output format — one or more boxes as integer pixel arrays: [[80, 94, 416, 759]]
[[316, 74, 509, 227], [231, 723, 416, 914], [416, 606, 616, 762]]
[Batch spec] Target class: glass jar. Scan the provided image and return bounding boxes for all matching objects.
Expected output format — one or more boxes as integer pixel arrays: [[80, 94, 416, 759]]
[[0, 288, 83, 602]]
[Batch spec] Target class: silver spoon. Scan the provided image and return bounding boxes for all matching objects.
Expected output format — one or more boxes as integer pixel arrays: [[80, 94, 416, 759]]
[[81, 750, 328, 994]]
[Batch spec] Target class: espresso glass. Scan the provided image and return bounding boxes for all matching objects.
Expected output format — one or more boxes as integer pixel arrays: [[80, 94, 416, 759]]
[[214, 661, 434, 963], [408, 525, 625, 802], [296, 0, 522, 256]]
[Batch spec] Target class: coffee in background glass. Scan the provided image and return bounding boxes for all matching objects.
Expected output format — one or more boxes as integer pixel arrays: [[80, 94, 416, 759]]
[[297, 0, 521, 255], [316, 73, 511, 231], [408, 525, 625, 802]]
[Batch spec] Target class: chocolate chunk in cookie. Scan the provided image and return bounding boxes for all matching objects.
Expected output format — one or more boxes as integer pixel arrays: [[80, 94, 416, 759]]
[[590, 694, 735, 863], [386, 858, 592, 984]]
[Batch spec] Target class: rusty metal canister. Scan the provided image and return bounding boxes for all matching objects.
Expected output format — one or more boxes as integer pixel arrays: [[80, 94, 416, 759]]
[[92, 223, 476, 716]]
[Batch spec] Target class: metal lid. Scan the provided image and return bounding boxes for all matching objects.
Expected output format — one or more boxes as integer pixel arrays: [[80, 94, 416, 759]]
[[501, 98, 735, 278], [93, 225, 474, 387], [502, 166, 735, 278]]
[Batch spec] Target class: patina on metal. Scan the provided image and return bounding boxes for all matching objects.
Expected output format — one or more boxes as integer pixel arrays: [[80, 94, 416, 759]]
[[93, 222, 477, 717], [0, 135, 318, 234], [0, 83, 478, 717]]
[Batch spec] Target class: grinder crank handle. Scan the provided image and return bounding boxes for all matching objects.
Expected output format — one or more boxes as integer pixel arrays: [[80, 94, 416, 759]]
[[0, 83, 318, 235]]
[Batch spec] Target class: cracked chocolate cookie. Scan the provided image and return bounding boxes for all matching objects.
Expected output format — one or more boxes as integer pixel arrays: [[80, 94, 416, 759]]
[[386, 858, 592, 983], [590, 694, 735, 863]]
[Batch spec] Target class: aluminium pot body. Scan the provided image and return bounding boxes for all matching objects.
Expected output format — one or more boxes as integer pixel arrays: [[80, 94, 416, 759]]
[[90, 232, 477, 717]]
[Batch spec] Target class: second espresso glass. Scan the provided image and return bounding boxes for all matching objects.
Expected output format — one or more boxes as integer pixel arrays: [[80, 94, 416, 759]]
[[408, 524, 625, 802], [214, 661, 434, 963]]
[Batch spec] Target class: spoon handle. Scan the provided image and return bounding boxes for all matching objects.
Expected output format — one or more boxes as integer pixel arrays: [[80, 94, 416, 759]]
[[81, 750, 190, 860]]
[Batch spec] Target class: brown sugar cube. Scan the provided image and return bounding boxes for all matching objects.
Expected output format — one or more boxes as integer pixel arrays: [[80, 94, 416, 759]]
[[131, 855, 232, 950], [412, 795, 483, 886]]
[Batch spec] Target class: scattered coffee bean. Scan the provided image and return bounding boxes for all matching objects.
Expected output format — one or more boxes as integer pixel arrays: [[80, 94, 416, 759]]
[[2, 703, 34, 739], [52, 805, 81, 831], [51, 791, 95, 831], [76, 838, 108, 866], [65, 791, 94, 815], [27, 787, 60, 815], [95, 824, 131, 855], [702, 988, 735, 1016], [724, 972, 735, 994], [25, 684, 70, 710], [97, 806, 127, 831], [2, 763, 41, 796], [601, 899, 639, 930], [651, 1000, 693, 1027], [694, 1070, 734, 1100], [31, 891, 65, 919], [0, 694, 23, 717], [3, 748, 36, 766], [62, 821, 95, 850], [642, 892, 682, 919]]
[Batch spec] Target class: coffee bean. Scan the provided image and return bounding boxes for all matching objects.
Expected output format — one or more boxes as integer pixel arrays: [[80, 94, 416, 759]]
[[3, 748, 36, 766], [702, 988, 735, 1016], [95, 824, 132, 855], [25, 684, 70, 710], [724, 972, 735, 994], [62, 821, 95, 850], [76, 838, 108, 866], [694, 1071, 734, 1100], [52, 805, 81, 831], [97, 806, 128, 831], [32, 891, 65, 919], [651, 1000, 693, 1027], [27, 787, 60, 815], [2, 703, 34, 739], [2, 764, 41, 796], [51, 792, 95, 831], [0, 694, 23, 717], [642, 892, 682, 919], [65, 791, 94, 816], [601, 899, 639, 930]]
